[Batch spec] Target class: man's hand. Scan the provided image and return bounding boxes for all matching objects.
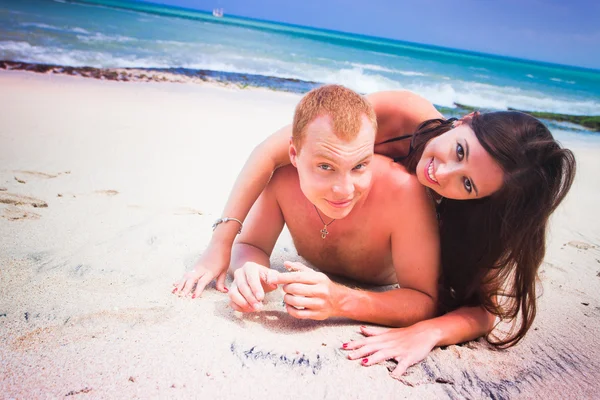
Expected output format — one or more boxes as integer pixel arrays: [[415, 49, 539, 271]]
[[267, 261, 343, 320], [229, 262, 278, 312], [173, 243, 230, 298]]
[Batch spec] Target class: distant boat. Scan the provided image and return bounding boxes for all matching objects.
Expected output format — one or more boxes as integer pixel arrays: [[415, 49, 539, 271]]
[[212, 8, 223, 17]]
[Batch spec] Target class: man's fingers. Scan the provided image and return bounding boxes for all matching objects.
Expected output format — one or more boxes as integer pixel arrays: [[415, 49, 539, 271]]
[[229, 285, 252, 312], [245, 266, 265, 302], [265, 270, 280, 286], [283, 261, 312, 272], [192, 273, 214, 299], [285, 304, 319, 320], [282, 283, 318, 297], [269, 271, 316, 285], [229, 301, 244, 312], [283, 293, 318, 309], [235, 275, 261, 310]]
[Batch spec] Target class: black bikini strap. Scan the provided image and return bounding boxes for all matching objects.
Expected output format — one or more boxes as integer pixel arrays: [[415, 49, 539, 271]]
[[384, 117, 458, 163], [379, 133, 413, 162], [393, 143, 413, 162], [380, 133, 413, 144]]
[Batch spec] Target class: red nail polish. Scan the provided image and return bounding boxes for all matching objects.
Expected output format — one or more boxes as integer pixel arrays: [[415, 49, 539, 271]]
[[362, 358, 368, 364], [360, 325, 366, 329], [223, 287, 229, 293], [342, 343, 348, 349], [172, 288, 178, 293], [192, 294, 196, 299]]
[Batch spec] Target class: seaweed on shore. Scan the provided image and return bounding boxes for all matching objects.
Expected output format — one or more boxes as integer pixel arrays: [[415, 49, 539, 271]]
[[445, 102, 600, 132], [452, 103, 480, 113], [0, 60, 318, 93], [507, 108, 600, 131]]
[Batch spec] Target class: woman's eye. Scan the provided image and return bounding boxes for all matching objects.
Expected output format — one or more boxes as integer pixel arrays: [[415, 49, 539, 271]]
[[318, 164, 332, 171], [353, 163, 366, 170], [456, 143, 465, 160], [464, 177, 472, 193]]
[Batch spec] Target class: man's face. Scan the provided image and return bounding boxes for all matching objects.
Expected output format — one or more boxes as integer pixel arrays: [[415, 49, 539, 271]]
[[290, 115, 375, 220]]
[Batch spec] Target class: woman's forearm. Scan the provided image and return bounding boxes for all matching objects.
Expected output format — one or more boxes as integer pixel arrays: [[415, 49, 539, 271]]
[[211, 125, 292, 249], [419, 306, 497, 346]]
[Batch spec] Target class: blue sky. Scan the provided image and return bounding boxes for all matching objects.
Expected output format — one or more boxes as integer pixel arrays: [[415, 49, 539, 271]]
[[147, 0, 600, 69]]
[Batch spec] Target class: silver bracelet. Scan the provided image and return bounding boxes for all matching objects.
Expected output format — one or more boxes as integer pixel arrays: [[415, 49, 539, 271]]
[[212, 217, 243, 234]]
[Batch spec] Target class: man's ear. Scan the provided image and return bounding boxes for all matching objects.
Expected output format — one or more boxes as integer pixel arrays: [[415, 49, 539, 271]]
[[289, 137, 299, 167]]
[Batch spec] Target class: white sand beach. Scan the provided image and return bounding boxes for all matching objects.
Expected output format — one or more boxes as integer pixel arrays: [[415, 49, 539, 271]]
[[1, 70, 600, 399]]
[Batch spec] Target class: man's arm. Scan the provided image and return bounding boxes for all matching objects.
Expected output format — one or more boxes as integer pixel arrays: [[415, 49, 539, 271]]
[[228, 177, 286, 312], [230, 179, 285, 272]]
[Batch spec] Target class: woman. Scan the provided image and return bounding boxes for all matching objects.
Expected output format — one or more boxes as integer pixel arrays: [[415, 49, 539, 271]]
[[174, 90, 576, 376]]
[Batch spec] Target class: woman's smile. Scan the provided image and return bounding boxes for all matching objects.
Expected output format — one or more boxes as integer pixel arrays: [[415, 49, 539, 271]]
[[425, 158, 438, 185]]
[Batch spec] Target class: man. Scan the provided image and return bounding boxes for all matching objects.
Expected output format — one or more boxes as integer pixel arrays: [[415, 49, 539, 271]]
[[228, 85, 439, 326]]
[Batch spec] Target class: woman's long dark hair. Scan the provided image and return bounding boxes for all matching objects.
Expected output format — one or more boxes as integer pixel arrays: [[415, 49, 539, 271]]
[[401, 113, 576, 348]]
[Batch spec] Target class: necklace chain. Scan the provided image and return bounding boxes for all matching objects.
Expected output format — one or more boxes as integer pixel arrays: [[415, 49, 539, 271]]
[[314, 205, 335, 239]]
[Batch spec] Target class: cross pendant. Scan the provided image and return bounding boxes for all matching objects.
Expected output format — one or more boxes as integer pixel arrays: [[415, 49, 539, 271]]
[[320, 226, 329, 239]]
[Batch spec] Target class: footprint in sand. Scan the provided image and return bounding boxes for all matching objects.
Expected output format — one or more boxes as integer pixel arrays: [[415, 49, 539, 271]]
[[13, 170, 70, 184], [125, 205, 203, 215], [57, 193, 76, 198], [172, 206, 203, 216], [0, 192, 48, 208], [1, 205, 41, 221], [94, 189, 119, 196], [52, 189, 116, 198], [567, 241, 596, 250], [538, 261, 568, 284], [11, 307, 169, 351]]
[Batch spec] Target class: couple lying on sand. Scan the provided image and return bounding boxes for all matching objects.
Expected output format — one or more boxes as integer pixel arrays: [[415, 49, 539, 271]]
[[173, 84, 576, 377]]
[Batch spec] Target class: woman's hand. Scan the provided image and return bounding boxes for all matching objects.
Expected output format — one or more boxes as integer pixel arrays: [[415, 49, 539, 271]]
[[267, 261, 343, 320], [343, 323, 440, 377], [172, 242, 231, 298]]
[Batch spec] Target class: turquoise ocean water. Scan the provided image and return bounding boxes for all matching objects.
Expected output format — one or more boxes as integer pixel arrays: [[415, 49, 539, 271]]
[[2, 0, 600, 139]]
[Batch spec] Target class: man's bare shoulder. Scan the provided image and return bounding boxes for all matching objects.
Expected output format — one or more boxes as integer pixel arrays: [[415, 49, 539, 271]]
[[369, 155, 430, 211], [267, 164, 299, 191], [371, 156, 424, 193]]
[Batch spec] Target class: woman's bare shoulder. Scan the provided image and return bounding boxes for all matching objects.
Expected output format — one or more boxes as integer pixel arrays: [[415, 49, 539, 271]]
[[368, 90, 443, 120]]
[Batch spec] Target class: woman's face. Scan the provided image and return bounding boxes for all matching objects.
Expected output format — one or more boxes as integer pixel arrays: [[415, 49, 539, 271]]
[[416, 122, 505, 200]]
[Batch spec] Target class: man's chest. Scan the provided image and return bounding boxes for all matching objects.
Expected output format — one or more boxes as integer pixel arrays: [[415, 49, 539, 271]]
[[278, 196, 396, 285]]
